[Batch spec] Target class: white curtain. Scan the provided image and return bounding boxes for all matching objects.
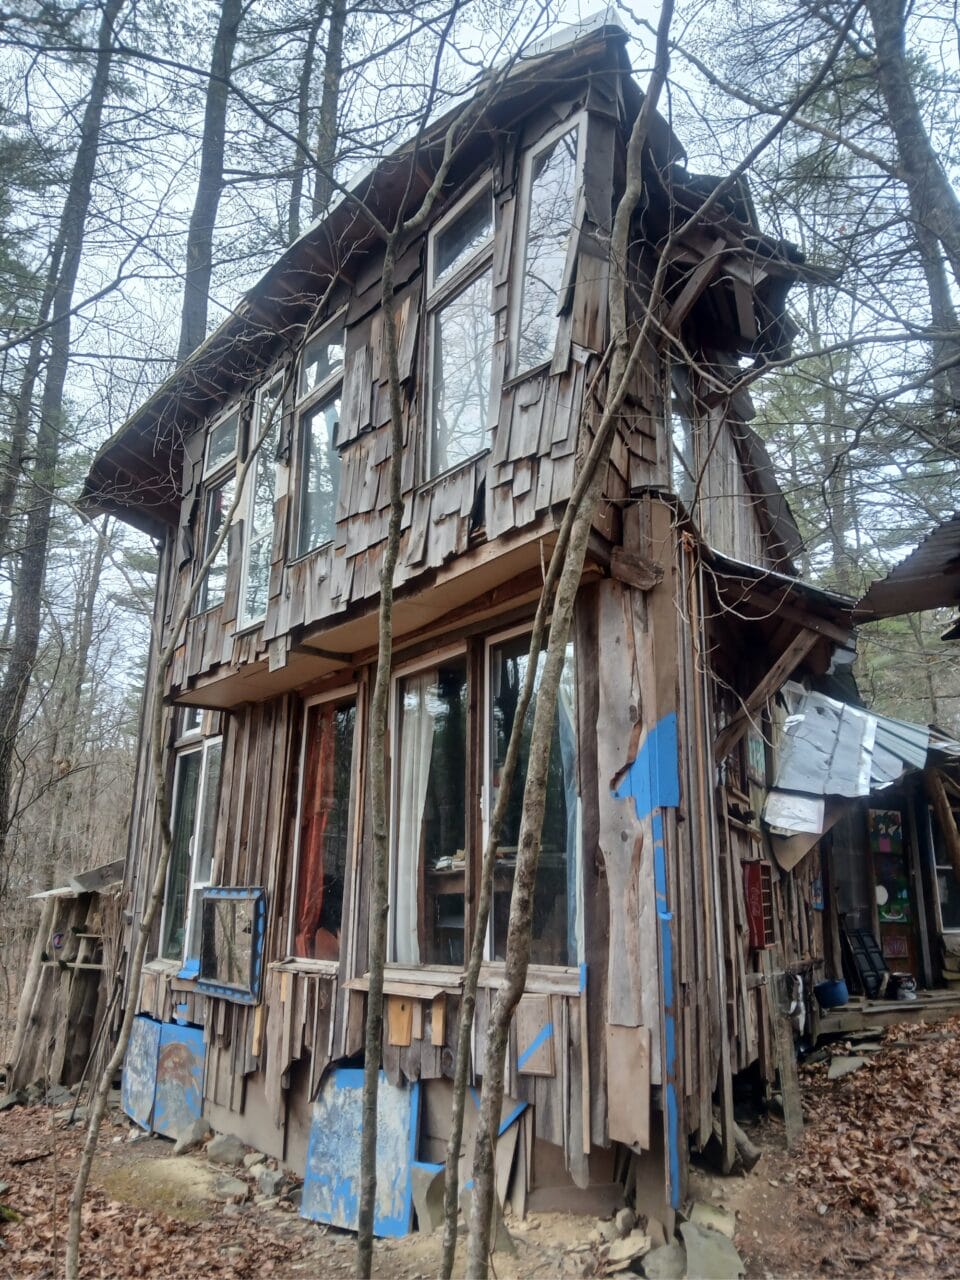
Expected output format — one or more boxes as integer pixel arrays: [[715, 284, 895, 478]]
[[394, 672, 436, 965]]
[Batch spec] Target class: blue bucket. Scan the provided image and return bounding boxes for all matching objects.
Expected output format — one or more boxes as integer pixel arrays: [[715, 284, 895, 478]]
[[815, 979, 849, 1009]]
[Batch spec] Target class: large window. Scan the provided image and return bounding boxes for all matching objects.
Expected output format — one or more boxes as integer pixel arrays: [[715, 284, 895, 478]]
[[291, 694, 357, 961], [391, 655, 468, 966], [426, 183, 494, 478], [296, 323, 345, 556], [160, 732, 222, 972], [239, 377, 282, 627], [487, 633, 579, 965], [513, 122, 581, 376]]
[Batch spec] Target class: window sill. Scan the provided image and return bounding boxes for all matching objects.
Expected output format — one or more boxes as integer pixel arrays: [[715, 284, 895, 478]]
[[478, 961, 584, 996], [423, 448, 490, 489], [144, 958, 181, 975], [270, 957, 340, 978], [346, 965, 463, 999], [286, 537, 334, 569]]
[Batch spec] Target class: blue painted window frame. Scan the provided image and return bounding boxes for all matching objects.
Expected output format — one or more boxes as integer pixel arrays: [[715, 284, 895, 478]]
[[195, 886, 267, 1005]]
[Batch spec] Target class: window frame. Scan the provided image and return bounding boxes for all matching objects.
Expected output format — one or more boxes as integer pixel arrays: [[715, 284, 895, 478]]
[[424, 177, 496, 482], [286, 683, 361, 972], [291, 316, 346, 561], [237, 373, 284, 630], [158, 732, 223, 977], [482, 621, 582, 966], [388, 641, 469, 968], [508, 115, 586, 381], [193, 401, 243, 617]]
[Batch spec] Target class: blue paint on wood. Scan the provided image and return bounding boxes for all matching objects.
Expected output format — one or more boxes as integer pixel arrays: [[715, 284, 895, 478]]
[[652, 812, 681, 1207], [517, 1021, 554, 1070], [121, 1015, 161, 1131], [610, 713, 682, 1209], [152, 1023, 205, 1140], [579, 961, 587, 993], [301, 1068, 420, 1237], [614, 713, 680, 822]]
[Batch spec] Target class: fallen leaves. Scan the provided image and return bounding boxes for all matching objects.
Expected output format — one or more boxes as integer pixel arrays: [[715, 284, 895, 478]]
[[793, 1014, 960, 1276]]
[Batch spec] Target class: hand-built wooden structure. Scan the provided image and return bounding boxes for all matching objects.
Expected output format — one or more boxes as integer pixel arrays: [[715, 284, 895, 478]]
[[74, 17, 960, 1225]]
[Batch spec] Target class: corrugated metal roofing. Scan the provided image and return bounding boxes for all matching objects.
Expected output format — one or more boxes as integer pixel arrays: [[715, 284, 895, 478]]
[[855, 514, 960, 620], [762, 690, 959, 834]]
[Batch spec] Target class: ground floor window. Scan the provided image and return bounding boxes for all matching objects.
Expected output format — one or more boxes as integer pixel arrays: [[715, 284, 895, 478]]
[[392, 656, 468, 966], [292, 695, 357, 961], [160, 736, 222, 969], [487, 633, 579, 966]]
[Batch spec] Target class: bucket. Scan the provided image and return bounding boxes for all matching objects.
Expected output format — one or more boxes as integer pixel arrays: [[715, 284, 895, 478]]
[[814, 979, 849, 1009]]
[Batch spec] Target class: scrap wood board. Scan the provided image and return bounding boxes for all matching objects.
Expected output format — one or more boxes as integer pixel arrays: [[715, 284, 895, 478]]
[[301, 1068, 420, 1237]]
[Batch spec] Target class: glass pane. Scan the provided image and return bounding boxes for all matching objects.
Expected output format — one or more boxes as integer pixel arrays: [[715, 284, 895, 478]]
[[206, 409, 238, 475], [194, 740, 222, 885], [516, 127, 578, 374], [298, 394, 341, 554], [395, 659, 468, 966], [199, 474, 234, 611], [434, 189, 493, 287], [242, 534, 271, 624], [161, 752, 202, 961], [430, 270, 493, 477], [294, 700, 356, 960], [300, 330, 345, 399], [489, 635, 577, 965], [200, 898, 254, 988]]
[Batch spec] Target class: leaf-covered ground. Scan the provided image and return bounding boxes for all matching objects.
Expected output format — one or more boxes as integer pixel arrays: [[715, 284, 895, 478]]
[[3, 1015, 960, 1278]]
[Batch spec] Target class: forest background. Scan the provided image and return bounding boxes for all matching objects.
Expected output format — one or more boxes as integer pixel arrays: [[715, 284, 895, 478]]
[[0, 0, 957, 1051]]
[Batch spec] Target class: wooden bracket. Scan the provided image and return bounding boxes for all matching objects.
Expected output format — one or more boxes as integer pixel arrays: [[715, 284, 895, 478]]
[[713, 628, 819, 763]]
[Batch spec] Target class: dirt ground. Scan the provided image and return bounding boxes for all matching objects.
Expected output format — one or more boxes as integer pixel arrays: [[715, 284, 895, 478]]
[[2, 1014, 960, 1278]]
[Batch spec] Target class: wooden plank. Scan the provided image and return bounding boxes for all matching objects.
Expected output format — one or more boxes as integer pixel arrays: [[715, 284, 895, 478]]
[[431, 994, 446, 1047], [926, 768, 960, 884], [606, 1024, 651, 1150], [515, 994, 555, 1077], [663, 238, 726, 335], [387, 993, 414, 1047], [714, 627, 819, 762]]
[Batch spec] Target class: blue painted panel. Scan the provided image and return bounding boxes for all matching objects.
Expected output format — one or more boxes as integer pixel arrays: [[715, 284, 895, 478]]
[[614, 713, 680, 821], [152, 1022, 205, 1139], [121, 1015, 161, 1130], [301, 1069, 420, 1237]]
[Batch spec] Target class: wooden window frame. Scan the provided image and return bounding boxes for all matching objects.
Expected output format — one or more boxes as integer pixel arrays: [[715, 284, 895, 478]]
[[158, 733, 223, 975], [291, 317, 346, 561], [387, 641, 469, 968], [238, 373, 284, 630], [424, 177, 495, 482], [286, 684, 361, 973], [508, 115, 585, 381], [482, 621, 582, 966]]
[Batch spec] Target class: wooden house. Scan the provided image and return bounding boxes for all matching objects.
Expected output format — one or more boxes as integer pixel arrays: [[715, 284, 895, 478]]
[[81, 17, 861, 1225]]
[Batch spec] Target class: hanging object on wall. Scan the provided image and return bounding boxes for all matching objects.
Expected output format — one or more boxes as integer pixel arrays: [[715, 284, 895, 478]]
[[742, 861, 775, 949]]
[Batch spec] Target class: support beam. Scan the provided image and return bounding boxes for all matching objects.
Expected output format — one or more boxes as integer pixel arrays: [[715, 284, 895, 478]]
[[713, 628, 819, 762], [926, 767, 960, 885]]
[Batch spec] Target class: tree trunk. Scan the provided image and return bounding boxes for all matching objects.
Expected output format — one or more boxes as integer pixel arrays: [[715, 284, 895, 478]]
[[288, 4, 327, 243], [176, 0, 243, 363], [0, 0, 123, 887], [311, 0, 347, 220], [865, 0, 960, 399]]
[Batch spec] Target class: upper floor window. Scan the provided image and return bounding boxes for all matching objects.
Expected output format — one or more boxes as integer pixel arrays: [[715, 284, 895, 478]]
[[196, 405, 240, 613], [426, 182, 494, 479], [239, 376, 282, 627], [160, 731, 222, 973], [296, 322, 345, 557], [291, 691, 358, 961], [513, 121, 581, 376]]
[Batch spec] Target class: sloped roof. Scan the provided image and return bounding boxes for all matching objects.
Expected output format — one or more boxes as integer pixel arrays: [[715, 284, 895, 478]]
[[855, 514, 960, 621]]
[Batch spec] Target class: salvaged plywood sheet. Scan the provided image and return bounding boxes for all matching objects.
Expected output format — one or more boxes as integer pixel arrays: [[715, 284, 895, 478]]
[[121, 1014, 161, 1131], [152, 1023, 205, 1140], [605, 1023, 651, 1150], [301, 1068, 420, 1237]]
